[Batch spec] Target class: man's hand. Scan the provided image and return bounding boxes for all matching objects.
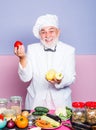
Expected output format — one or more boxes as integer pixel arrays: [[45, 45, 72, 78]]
[[45, 69, 63, 85], [48, 78, 62, 85], [14, 45, 25, 58], [14, 45, 27, 68]]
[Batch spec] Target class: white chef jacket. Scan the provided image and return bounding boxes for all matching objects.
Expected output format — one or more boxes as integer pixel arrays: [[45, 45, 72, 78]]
[[18, 41, 76, 110]]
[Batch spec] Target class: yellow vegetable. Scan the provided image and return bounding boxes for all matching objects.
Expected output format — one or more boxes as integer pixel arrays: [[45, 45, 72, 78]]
[[55, 72, 63, 80], [45, 69, 56, 81]]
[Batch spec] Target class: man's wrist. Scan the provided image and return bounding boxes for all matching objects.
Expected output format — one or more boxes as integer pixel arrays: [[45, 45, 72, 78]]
[[19, 55, 26, 61]]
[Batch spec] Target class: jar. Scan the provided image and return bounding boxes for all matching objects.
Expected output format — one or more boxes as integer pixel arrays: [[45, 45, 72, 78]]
[[3, 109, 16, 121], [85, 101, 96, 125], [72, 102, 86, 123], [10, 96, 22, 115], [0, 98, 8, 114]]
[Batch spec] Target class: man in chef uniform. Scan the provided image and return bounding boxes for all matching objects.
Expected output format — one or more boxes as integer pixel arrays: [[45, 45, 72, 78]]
[[14, 14, 76, 110]]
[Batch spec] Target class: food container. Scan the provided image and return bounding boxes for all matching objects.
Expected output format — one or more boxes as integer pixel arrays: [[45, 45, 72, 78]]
[[0, 98, 8, 114], [10, 96, 22, 115], [85, 101, 96, 125], [3, 109, 16, 121], [72, 102, 86, 123]]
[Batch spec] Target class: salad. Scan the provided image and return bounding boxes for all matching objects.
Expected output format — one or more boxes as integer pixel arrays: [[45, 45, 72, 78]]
[[55, 106, 72, 121]]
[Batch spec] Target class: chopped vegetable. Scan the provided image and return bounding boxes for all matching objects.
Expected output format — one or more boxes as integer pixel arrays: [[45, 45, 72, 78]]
[[55, 106, 72, 121], [40, 115, 60, 127]]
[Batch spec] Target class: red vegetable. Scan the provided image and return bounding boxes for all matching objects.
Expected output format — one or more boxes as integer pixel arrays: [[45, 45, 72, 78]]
[[0, 114, 4, 120], [14, 41, 23, 48], [7, 119, 15, 129]]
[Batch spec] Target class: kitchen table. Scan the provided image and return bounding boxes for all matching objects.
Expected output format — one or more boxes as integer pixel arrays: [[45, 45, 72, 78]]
[[2, 110, 73, 130], [2, 124, 72, 130], [2, 121, 72, 130], [28, 110, 72, 130]]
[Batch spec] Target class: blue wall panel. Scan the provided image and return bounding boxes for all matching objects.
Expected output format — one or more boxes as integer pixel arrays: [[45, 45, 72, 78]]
[[0, 0, 96, 55]]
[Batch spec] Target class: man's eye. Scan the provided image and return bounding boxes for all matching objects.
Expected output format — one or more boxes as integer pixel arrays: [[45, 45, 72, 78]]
[[50, 31, 54, 33], [50, 30, 55, 33], [41, 31, 45, 34]]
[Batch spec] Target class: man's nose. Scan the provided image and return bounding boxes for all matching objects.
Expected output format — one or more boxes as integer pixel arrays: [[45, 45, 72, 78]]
[[45, 32, 50, 37]]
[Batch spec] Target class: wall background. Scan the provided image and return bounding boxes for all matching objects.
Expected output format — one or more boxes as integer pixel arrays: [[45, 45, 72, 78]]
[[0, 55, 96, 108], [0, 0, 96, 109], [0, 0, 96, 55]]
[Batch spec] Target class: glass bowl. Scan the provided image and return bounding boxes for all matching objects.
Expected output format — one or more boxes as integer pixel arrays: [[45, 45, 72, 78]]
[[0, 119, 7, 129]]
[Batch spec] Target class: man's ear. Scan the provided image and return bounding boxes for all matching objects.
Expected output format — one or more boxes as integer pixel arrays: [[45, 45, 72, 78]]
[[57, 29, 60, 37]]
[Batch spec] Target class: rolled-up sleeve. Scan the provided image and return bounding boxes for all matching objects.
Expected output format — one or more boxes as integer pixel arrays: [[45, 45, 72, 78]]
[[18, 59, 33, 82]]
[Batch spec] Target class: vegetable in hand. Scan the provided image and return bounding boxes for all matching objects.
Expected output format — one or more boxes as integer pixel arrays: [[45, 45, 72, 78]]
[[14, 41, 23, 48]]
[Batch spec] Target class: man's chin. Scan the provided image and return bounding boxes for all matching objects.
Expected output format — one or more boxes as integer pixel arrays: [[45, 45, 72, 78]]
[[41, 42, 53, 48], [41, 39, 58, 48]]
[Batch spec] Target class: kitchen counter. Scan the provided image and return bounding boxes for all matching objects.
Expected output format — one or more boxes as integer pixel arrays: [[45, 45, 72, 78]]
[[2, 110, 72, 130], [2, 122, 71, 130]]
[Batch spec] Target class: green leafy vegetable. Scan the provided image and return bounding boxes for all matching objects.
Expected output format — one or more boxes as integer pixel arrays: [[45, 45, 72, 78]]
[[58, 107, 72, 121]]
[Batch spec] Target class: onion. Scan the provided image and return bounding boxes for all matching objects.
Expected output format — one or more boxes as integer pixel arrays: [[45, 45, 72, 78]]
[[7, 119, 15, 128]]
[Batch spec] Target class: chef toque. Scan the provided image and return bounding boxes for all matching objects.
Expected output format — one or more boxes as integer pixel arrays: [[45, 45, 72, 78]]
[[33, 14, 59, 39]]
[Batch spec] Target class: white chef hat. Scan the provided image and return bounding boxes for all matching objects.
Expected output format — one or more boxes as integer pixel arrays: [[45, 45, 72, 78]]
[[33, 14, 59, 39]]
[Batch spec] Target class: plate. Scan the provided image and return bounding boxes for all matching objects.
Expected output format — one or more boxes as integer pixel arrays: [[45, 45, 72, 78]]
[[34, 114, 62, 130], [35, 123, 62, 130]]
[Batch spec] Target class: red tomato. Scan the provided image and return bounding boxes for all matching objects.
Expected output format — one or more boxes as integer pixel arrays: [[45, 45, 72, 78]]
[[14, 41, 23, 48], [0, 114, 4, 120]]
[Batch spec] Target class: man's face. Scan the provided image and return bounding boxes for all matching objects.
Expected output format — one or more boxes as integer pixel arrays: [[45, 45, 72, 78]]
[[39, 26, 60, 48]]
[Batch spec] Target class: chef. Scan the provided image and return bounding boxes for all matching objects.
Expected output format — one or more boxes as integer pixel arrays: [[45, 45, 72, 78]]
[[14, 14, 76, 110]]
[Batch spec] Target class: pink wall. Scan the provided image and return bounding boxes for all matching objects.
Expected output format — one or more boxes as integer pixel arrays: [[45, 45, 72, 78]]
[[0, 56, 29, 108], [0, 55, 96, 108], [71, 55, 96, 102]]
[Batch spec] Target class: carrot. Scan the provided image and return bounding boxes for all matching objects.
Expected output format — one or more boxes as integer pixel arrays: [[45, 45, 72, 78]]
[[35, 119, 53, 128]]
